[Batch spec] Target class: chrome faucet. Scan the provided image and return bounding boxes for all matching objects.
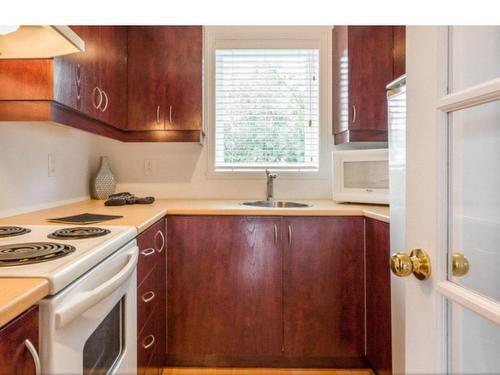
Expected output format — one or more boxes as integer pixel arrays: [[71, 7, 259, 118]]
[[265, 169, 278, 201]]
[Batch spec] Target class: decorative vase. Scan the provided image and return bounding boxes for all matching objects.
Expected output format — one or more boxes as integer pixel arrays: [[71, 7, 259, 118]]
[[92, 156, 117, 199]]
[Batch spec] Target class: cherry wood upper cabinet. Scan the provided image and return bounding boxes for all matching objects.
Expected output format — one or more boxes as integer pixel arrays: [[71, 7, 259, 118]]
[[393, 26, 406, 79], [333, 26, 394, 144], [365, 218, 392, 375], [0, 306, 39, 375], [53, 26, 127, 130], [283, 217, 366, 366], [128, 26, 202, 132], [167, 216, 283, 366]]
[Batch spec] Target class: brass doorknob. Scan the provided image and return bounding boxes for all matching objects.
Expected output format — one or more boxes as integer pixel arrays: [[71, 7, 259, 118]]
[[452, 252, 469, 277], [390, 248, 431, 280]]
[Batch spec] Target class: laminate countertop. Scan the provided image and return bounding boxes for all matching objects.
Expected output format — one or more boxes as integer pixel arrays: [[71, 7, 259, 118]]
[[0, 199, 389, 324], [0, 278, 49, 327], [0, 199, 389, 232]]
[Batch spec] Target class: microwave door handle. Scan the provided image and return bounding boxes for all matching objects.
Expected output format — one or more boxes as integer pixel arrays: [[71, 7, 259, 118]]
[[54, 248, 138, 328]]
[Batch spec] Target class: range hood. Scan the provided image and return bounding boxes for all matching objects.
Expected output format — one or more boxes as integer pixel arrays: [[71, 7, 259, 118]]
[[0, 26, 84, 59]]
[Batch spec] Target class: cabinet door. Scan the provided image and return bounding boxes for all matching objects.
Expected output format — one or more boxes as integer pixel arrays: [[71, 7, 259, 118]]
[[0, 306, 39, 375], [96, 26, 128, 129], [128, 26, 167, 131], [348, 26, 393, 135], [54, 26, 99, 117], [365, 218, 392, 375], [164, 26, 202, 131], [167, 216, 283, 364], [283, 217, 365, 362]]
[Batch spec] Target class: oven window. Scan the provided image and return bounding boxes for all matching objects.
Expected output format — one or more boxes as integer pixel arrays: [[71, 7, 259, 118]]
[[83, 298, 124, 375], [344, 160, 389, 189]]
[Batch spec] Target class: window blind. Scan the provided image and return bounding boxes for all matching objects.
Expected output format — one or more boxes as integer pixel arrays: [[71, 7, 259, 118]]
[[215, 49, 320, 171]]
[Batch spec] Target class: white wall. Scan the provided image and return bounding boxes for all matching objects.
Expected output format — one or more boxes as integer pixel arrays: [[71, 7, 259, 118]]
[[0, 122, 98, 217], [95, 136, 334, 200]]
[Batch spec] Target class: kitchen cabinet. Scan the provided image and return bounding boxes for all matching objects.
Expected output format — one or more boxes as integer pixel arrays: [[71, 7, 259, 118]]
[[333, 26, 394, 144], [166, 215, 367, 367], [53, 26, 127, 129], [137, 218, 166, 375], [283, 217, 365, 364], [167, 216, 283, 366], [365, 218, 392, 375], [0, 306, 39, 375], [128, 26, 202, 132], [393, 26, 406, 79]]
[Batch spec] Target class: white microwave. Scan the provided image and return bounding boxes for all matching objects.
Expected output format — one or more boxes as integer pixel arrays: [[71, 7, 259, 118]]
[[332, 149, 389, 204]]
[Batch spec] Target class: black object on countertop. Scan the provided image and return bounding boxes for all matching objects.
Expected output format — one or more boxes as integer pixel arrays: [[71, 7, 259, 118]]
[[105, 192, 155, 206], [48, 213, 123, 225]]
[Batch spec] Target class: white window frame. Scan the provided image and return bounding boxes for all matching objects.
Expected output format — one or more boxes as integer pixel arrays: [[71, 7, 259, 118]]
[[204, 26, 333, 179]]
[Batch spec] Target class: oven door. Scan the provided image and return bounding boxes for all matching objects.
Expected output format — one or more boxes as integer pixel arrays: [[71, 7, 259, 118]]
[[38, 241, 138, 375]]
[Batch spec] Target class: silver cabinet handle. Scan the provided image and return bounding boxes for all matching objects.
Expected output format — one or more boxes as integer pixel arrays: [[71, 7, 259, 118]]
[[140, 248, 155, 257], [352, 104, 357, 124], [142, 334, 155, 349], [100, 90, 109, 112], [141, 291, 156, 303], [288, 225, 292, 245], [199, 129, 206, 146], [155, 230, 165, 253], [76, 64, 81, 101], [156, 106, 161, 124], [24, 339, 41, 375], [274, 224, 278, 244], [169, 105, 173, 125], [92, 87, 103, 110]]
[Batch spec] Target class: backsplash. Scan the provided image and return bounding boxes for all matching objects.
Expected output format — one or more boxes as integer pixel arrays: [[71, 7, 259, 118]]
[[95, 136, 334, 200], [0, 122, 98, 217]]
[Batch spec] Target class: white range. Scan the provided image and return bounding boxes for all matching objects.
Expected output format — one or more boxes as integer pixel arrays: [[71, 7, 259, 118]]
[[0, 224, 139, 375]]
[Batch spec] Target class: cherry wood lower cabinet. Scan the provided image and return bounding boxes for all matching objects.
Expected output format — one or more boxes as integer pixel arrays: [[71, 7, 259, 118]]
[[283, 217, 366, 366], [365, 218, 392, 375], [166, 215, 368, 368], [0, 306, 40, 375], [137, 218, 167, 375], [167, 216, 283, 366]]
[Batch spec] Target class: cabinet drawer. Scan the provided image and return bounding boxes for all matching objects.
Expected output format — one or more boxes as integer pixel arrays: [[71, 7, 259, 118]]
[[0, 306, 39, 375], [137, 219, 166, 285], [137, 263, 161, 335], [138, 304, 161, 375]]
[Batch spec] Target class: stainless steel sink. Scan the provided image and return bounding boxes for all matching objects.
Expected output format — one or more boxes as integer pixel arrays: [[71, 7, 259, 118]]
[[241, 200, 311, 208]]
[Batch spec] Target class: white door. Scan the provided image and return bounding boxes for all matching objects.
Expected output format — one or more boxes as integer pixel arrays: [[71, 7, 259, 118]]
[[390, 26, 500, 374]]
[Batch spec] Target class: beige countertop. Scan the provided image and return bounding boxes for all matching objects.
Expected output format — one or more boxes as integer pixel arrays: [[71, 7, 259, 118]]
[[0, 199, 389, 230], [0, 278, 49, 327], [0, 198, 388, 324]]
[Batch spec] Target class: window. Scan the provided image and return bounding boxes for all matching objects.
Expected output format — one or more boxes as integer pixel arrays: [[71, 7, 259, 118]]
[[205, 27, 332, 176]]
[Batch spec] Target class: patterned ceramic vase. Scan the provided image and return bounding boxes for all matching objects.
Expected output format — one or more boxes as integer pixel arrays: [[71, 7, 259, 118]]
[[92, 156, 117, 199]]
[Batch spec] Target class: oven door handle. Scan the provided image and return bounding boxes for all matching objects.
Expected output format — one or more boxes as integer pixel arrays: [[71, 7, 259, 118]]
[[54, 249, 138, 328]]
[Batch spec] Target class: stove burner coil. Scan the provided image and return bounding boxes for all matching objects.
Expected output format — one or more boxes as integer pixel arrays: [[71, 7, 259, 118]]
[[0, 242, 76, 266], [0, 226, 31, 238], [48, 227, 111, 240]]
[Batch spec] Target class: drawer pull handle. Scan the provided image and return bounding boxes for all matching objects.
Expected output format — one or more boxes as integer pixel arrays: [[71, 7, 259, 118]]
[[140, 248, 155, 257], [24, 339, 41, 375], [142, 291, 155, 303], [155, 230, 165, 253], [142, 334, 155, 349]]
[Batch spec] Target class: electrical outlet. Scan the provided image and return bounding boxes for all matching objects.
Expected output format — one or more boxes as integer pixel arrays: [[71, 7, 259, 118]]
[[48, 154, 56, 177], [144, 159, 156, 176]]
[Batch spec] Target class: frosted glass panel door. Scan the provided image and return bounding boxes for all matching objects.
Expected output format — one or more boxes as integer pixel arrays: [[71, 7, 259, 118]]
[[448, 100, 500, 301], [451, 27, 500, 91]]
